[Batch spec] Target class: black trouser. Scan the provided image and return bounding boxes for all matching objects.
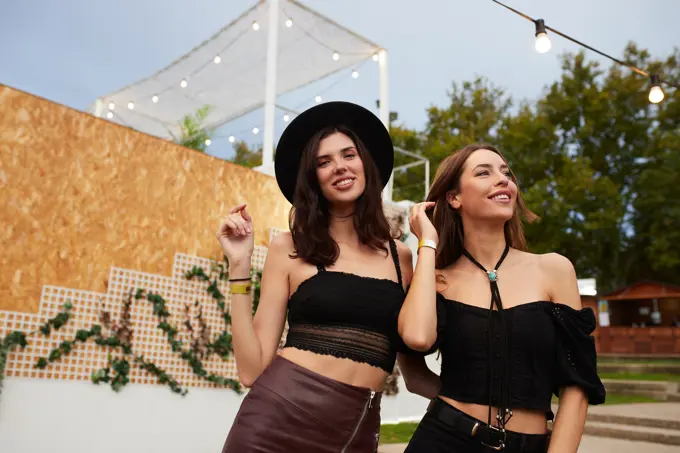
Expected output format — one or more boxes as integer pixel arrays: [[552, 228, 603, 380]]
[[405, 398, 550, 453]]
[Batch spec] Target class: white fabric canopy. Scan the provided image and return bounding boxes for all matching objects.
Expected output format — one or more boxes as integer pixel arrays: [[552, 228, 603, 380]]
[[96, 0, 382, 138]]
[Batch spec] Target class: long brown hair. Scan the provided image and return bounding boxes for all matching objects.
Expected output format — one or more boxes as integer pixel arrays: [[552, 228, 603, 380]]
[[427, 144, 538, 269], [289, 125, 393, 267]]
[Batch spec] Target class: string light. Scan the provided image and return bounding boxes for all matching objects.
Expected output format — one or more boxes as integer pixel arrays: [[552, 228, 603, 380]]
[[649, 75, 665, 104], [229, 136, 235, 143], [252, 127, 259, 134], [205, 139, 212, 146], [492, 0, 678, 104], [534, 19, 551, 54], [100, 14, 381, 122], [106, 111, 113, 119]]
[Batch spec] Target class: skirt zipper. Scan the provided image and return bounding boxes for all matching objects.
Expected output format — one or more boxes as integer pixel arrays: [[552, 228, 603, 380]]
[[340, 390, 376, 453]]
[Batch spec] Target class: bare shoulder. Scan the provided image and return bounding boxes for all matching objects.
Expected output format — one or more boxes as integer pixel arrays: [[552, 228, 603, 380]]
[[394, 239, 414, 286], [539, 252, 576, 277], [268, 232, 295, 258], [394, 239, 413, 264], [537, 252, 580, 309]]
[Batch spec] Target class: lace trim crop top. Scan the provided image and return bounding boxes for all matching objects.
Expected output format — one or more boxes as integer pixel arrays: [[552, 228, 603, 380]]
[[283, 239, 412, 373], [426, 247, 606, 422]]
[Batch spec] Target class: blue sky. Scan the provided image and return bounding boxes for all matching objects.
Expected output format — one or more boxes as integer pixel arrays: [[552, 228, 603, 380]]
[[1, 0, 678, 160]]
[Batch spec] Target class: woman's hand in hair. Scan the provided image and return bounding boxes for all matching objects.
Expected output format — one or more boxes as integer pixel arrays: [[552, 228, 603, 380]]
[[408, 201, 438, 243], [216, 203, 254, 274]]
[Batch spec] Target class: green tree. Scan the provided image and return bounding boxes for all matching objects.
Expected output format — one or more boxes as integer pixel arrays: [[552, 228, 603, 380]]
[[170, 105, 213, 152], [229, 141, 263, 168], [389, 44, 679, 290]]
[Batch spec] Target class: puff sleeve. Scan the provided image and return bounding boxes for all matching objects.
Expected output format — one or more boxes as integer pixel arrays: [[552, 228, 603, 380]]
[[548, 303, 606, 404]]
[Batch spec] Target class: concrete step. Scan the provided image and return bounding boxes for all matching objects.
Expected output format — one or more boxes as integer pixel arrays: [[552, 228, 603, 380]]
[[602, 379, 678, 399], [598, 363, 680, 375], [667, 393, 680, 402], [584, 421, 680, 446], [587, 412, 680, 431], [603, 379, 677, 392], [599, 354, 680, 361]]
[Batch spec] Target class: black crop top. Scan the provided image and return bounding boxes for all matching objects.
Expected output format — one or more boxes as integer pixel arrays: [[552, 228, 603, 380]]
[[283, 239, 408, 373], [431, 296, 606, 420]]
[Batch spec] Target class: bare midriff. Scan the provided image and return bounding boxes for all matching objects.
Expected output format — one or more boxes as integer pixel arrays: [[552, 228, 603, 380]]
[[439, 396, 549, 435], [278, 347, 389, 391]]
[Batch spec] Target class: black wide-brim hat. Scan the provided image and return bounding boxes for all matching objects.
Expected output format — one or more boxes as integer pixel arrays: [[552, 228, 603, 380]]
[[274, 101, 394, 204]]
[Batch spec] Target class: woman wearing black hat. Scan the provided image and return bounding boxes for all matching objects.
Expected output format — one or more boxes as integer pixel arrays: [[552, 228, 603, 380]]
[[398, 144, 605, 452], [216, 101, 440, 453]]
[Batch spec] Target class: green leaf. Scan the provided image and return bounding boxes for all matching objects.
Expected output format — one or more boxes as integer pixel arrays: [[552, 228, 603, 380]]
[[48, 349, 61, 362]]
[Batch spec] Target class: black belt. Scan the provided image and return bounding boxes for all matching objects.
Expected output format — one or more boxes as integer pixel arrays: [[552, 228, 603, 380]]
[[427, 398, 550, 452]]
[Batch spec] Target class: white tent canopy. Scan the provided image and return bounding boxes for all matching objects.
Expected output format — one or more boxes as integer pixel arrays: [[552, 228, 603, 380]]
[[94, 0, 383, 140]]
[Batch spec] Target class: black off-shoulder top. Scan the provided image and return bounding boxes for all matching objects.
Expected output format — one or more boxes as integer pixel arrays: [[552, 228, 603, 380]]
[[429, 296, 606, 420]]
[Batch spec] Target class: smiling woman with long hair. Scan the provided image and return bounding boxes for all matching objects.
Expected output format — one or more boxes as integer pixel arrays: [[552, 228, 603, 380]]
[[399, 144, 605, 453], [215, 102, 440, 453]]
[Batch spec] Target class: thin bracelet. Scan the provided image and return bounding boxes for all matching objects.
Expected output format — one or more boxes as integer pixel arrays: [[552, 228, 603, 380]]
[[229, 277, 251, 282]]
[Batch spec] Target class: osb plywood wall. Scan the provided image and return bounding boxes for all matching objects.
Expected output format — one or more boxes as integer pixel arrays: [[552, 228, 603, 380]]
[[0, 85, 291, 314]]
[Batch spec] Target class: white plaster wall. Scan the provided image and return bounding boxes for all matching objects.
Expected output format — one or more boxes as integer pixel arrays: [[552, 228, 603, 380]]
[[0, 355, 438, 453]]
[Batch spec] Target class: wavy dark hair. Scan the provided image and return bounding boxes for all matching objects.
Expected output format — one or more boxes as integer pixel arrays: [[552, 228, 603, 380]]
[[427, 144, 538, 270], [289, 125, 393, 267]]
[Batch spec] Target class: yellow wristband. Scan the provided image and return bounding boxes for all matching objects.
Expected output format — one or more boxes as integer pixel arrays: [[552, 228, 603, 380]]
[[418, 239, 437, 252], [230, 282, 252, 295]]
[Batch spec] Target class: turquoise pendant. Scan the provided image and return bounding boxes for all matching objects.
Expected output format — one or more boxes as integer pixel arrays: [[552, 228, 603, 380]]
[[487, 270, 498, 282]]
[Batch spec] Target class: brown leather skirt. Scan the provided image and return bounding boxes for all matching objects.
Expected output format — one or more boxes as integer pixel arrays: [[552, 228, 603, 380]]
[[221, 355, 383, 453]]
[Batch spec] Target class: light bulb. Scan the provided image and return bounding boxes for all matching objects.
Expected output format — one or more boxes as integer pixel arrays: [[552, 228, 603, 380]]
[[283, 114, 290, 122], [534, 19, 551, 54], [252, 21, 260, 31], [285, 18, 293, 27], [127, 102, 135, 110], [152, 95, 159, 103], [333, 52, 339, 61], [108, 102, 115, 110], [214, 55, 222, 64], [352, 70, 359, 79], [252, 127, 259, 134], [180, 79, 188, 88], [649, 85, 664, 104], [228, 136, 235, 143], [372, 53, 379, 62], [535, 32, 552, 53], [205, 139, 212, 146], [106, 111, 113, 119]]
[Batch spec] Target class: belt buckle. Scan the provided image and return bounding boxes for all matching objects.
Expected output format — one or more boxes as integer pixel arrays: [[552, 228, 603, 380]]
[[480, 425, 506, 451]]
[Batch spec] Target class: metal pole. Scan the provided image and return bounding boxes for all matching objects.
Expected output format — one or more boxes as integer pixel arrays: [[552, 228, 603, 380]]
[[262, 0, 279, 171], [378, 49, 392, 202], [424, 158, 430, 201], [93, 98, 104, 118]]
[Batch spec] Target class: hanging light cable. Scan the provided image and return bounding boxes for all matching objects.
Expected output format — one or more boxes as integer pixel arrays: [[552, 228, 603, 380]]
[[492, 0, 678, 103]]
